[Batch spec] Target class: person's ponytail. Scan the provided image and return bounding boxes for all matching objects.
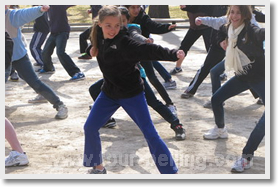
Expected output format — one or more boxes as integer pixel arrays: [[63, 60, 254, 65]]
[[90, 19, 99, 57]]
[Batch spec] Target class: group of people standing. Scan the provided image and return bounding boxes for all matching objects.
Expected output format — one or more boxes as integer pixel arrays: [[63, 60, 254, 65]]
[[5, 5, 265, 175]]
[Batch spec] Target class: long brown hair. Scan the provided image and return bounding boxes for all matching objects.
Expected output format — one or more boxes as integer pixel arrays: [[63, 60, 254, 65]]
[[226, 5, 252, 43], [226, 5, 252, 26], [90, 5, 121, 56]]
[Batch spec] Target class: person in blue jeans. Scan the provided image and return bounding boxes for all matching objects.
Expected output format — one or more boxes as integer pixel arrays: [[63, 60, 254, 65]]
[[40, 5, 85, 81], [203, 5, 265, 173], [5, 5, 68, 119], [83, 6, 185, 174]]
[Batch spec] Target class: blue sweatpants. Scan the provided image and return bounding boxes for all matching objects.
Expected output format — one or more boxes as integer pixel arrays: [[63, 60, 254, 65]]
[[83, 91, 178, 174]]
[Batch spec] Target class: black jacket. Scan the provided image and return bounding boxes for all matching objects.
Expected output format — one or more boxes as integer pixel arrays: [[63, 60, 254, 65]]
[[131, 9, 172, 38], [95, 26, 178, 99], [218, 23, 265, 82], [33, 13, 49, 33]]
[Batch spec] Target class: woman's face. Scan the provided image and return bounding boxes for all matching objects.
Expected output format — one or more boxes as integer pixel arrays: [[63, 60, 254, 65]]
[[99, 16, 121, 39], [229, 6, 244, 29], [127, 5, 141, 18]]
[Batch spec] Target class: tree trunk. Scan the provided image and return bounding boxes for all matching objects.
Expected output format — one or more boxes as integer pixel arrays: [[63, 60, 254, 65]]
[[148, 5, 170, 18]]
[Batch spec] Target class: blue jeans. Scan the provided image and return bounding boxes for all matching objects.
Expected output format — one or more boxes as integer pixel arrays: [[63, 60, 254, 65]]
[[89, 78, 180, 127], [83, 91, 178, 174], [210, 59, 225, 94], [210, 60, 259, 98], [152, 61, 171, 82], [42, 32, 81, 77], [12, 54, 62, 109], [211, 76, 265, 159]]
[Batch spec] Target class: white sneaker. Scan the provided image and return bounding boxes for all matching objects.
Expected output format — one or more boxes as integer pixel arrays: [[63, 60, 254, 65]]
[[28, 94, 48, 103], [203, 126, 228, 140], [55, 104, 68, 119], [5, 151, 29, 167], [168, 105, 177, 117], [231, 157, 251, 173]]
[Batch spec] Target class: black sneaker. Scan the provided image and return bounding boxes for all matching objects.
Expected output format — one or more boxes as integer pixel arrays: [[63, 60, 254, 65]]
[[172, 124, 186, 140], [87, 167, 107, 174], [103, 118, 117, 128], [170, 67, 183, 75]]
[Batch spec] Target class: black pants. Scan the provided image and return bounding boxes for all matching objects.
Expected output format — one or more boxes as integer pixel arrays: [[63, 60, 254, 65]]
[[179, 27, 212, 54], [186, 44, 225, 95], [79, 27, 92, 53], [140, 61, 173, 105]]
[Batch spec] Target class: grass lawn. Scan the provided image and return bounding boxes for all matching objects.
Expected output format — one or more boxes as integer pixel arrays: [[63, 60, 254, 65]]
[[17, 5, 188, 24]]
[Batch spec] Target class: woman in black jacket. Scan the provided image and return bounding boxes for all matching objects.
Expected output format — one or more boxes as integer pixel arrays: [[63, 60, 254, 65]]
[[83, 5, 185, 174], [203, 5, 265, 173]]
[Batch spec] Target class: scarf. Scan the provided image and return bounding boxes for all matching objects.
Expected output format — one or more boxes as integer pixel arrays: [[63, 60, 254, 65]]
[[225, 23, 253, 75]]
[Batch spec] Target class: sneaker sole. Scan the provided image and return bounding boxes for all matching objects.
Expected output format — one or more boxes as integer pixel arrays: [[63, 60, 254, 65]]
[[6, 161, 29, 167], [203, 105, 212, 109], [180, 94, 194, 99], [28, 100, 48, 103], [203, 135, 228, 140], [55, 115, 68, 119], [103, 121, 117, 128], [164, 86, 177, 90], [70, 77, 85, 81], [103, 124, 117, 128], [10, 79, 19, 82], [231, 168, 244, 173], [231, 167, 250, 173], [78, 58, 92, 60], [39, 72, 55, 74], [175, 135, 186, 141], [170, 70, 182, 75]]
